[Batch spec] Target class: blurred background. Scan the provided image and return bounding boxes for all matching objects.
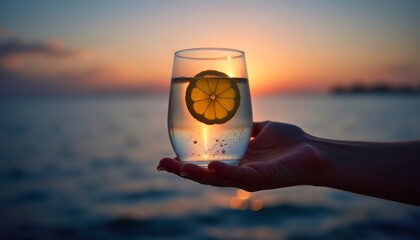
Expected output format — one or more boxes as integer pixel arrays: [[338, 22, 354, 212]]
[[0, 0, 419, 239]]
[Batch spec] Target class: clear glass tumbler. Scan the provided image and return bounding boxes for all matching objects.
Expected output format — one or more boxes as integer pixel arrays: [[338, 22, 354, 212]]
[[168, 48, 253, 167]]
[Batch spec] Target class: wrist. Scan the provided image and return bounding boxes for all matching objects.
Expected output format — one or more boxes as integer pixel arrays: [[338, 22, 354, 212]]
[[304, 134, 338, 187]]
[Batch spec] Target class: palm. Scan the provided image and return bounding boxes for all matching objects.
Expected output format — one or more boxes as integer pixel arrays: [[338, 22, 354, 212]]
[[158, 122, 324, 191]]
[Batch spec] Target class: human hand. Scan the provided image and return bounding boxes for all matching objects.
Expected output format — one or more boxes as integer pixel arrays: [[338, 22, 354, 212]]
[[157, 121, 327, 192]]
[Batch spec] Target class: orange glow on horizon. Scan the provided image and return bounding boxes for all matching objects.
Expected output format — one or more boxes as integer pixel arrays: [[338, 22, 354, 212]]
[[1, 1, 418, 96]]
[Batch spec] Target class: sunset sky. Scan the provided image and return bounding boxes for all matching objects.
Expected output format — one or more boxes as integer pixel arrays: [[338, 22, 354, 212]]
[[1, 0, 419, 96]]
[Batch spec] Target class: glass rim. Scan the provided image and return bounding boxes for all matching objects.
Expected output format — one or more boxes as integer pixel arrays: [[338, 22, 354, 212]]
[[174, 47, 244, 60]]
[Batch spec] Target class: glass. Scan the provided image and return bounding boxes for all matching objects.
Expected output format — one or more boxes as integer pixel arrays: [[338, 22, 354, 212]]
[[168, 48, 253, 167]]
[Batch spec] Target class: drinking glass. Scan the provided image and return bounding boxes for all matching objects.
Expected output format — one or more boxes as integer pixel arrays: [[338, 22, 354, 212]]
[[168, 48, 253, 167]]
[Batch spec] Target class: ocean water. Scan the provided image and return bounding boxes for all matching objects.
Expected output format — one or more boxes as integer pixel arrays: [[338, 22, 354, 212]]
[[0, 94, 419, 240]]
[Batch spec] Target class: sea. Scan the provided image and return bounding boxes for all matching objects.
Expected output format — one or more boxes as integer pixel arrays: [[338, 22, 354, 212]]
[[0, 94, 419, 240]]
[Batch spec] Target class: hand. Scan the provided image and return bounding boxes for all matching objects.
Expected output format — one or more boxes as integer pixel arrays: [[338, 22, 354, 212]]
[[157, 121, 327, 192]]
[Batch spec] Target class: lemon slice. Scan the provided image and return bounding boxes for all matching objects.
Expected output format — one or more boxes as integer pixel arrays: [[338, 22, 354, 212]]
[[186, 70, 240, 125]]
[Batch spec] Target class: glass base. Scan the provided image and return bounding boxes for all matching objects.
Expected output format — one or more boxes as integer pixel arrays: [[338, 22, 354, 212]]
[[182, 159, 240, 168]]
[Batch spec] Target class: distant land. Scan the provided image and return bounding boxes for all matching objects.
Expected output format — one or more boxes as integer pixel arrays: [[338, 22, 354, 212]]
[[331, 83, 420, 95]]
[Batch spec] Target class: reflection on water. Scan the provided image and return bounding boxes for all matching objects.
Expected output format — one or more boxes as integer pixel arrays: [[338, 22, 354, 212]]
[[229, 190, 264, 211], [0, 95, 419, 239]]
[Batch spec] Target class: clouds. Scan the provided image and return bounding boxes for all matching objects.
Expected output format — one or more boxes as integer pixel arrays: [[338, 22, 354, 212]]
[[0, 38, 84, 59], [0, 38, 91, 70], [0, 36, 91, 96], [0, 35, 165, 97]]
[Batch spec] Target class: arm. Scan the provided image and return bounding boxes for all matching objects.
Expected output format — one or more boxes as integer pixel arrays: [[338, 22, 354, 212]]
[[158, 121, 420, 206], [311, 137, 420, 205]]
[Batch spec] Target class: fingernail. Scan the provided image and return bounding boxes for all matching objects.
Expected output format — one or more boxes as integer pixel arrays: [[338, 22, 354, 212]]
[[157, 167, 167, 172], [180, 171, 190, 177]]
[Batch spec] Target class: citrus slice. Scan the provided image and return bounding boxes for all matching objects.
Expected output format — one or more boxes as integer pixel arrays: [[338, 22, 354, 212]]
[[185, 70, 241, 125]]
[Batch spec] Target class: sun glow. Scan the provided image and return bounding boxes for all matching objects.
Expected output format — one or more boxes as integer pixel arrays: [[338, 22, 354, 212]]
[[1, 1, 418, 96]]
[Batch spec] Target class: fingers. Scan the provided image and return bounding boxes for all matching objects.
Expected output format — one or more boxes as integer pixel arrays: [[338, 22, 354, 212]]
[[158, 158, 262, 191], [208, 161, 259, 189], [180, 163, 241, 188], [157, 158, 242, 188], [157, 157, 182, 175]]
